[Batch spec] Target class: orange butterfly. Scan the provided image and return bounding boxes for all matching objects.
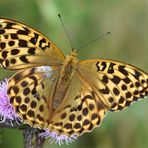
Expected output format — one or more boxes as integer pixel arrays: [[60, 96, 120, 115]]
[[0, 18, 147, 144]]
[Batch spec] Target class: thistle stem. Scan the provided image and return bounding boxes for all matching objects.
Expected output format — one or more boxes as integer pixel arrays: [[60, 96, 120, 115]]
[[23, 128, 44, 148]]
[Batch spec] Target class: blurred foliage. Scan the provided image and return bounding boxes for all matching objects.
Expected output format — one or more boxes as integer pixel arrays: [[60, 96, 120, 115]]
[[0, 0, 148, 148]]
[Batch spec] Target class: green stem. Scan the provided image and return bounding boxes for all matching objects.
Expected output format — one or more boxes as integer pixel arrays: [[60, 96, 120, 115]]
[[23, 128, 44, 148]]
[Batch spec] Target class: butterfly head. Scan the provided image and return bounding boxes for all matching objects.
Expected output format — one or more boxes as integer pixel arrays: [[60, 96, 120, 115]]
[[61, 49, 78, 75], [66, 49, 78, 65], [70, 48, 78, 57]]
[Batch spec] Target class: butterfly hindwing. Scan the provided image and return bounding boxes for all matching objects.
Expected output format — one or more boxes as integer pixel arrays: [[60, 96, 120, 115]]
[[0, 18, 65, 70], [7, 66, 60, 128], [48, 72, 107, 136], [79, 59, 148, 111]]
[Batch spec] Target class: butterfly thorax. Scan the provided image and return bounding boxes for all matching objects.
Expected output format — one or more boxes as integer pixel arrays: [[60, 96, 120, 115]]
[[51, 50, 78, 109]]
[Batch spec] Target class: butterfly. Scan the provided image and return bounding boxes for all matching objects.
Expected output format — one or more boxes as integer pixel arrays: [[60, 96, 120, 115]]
[[0, 18, 147, 141]]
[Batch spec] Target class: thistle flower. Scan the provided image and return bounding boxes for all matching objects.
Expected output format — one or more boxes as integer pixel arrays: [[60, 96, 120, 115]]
[[0, 79, 20, 125], [39, 130, 77, 145]]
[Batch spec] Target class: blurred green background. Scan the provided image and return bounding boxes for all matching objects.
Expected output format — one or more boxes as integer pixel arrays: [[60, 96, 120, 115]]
[[0, 0, 148, 148]]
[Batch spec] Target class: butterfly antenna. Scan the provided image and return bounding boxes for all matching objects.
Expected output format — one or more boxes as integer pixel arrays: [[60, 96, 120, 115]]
[[58, 14, 74, 50], [77, 31, 111, 51]]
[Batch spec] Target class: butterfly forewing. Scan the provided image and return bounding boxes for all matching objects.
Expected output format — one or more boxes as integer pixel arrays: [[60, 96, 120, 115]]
[[0, 18, 65, 70], [79, 59, 148, 111]]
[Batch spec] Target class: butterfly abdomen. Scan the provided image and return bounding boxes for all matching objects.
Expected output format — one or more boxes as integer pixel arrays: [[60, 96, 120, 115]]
[[51, 51, 78, 109]]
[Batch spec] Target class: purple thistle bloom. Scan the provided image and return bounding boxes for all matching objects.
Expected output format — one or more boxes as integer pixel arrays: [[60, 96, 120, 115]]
[[39, 130, 77, 145], [0, 79, 21, 125]]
